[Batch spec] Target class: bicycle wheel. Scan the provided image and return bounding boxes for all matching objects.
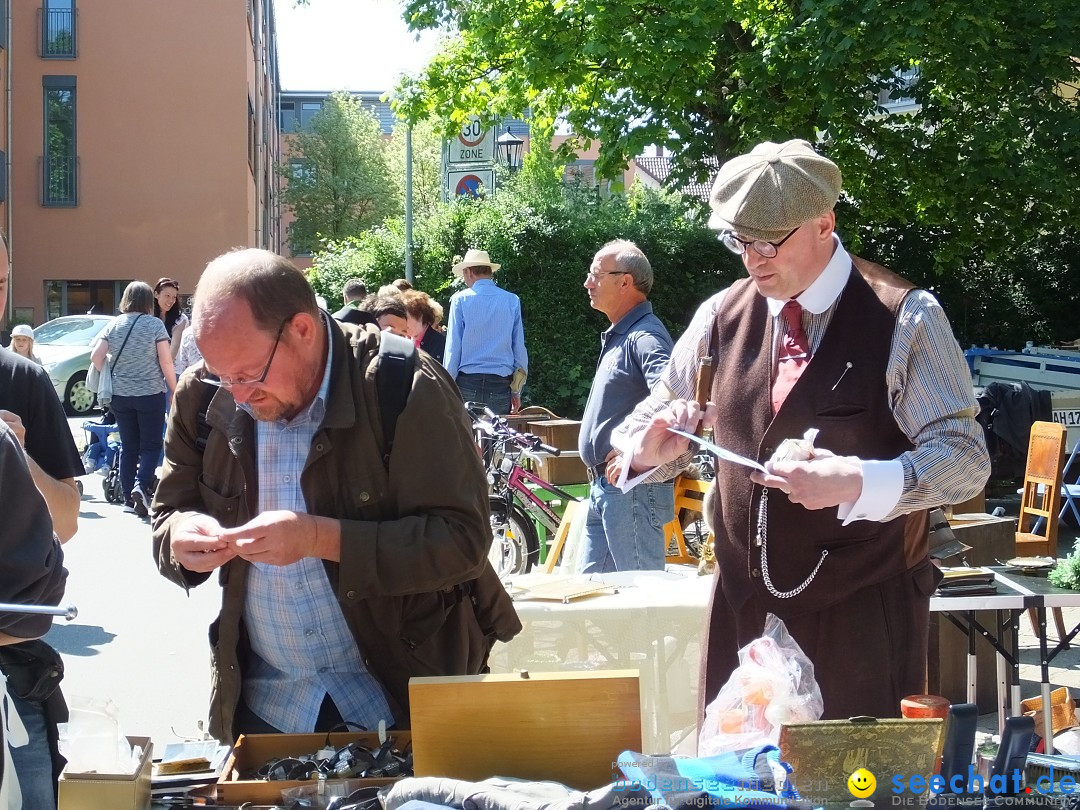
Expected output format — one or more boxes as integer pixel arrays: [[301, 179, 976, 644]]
[[488, 496, 539, 577]]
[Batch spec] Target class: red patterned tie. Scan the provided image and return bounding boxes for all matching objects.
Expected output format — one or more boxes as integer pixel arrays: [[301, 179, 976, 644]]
[[771, 300, 811, 414]]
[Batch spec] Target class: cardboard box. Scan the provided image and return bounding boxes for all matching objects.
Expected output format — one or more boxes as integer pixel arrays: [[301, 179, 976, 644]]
[[217, 730, 410, 805], [410, 670, 641, 791], [533, 450, 589, 485], [526, 419, 581, 451], [59, 736, 152, 810]]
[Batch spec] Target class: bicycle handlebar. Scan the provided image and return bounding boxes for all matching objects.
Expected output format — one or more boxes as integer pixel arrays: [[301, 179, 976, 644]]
[[471, 413, 562, 456]]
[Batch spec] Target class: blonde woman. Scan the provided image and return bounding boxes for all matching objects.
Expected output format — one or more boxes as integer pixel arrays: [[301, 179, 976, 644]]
[[7, 324, 42, 364]]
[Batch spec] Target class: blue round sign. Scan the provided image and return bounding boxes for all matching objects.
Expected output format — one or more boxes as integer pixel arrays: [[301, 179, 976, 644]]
[[455, 174, 484, 197]]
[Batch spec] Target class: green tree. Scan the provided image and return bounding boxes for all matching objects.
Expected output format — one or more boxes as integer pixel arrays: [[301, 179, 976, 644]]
[[281, 91, 397, 255], [394, 0, 1080, 271]]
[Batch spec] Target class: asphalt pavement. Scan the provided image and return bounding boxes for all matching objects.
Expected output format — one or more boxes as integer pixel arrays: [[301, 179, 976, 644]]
[[50, 417, 220, 748]]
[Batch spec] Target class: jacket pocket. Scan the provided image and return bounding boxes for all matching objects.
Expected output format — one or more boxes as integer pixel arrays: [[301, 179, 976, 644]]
[[198, 478, 241, 526], [816, 403, 867, 420]]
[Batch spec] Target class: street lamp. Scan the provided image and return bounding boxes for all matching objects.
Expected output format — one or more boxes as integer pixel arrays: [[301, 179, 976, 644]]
[[496, 128, 524, 173]]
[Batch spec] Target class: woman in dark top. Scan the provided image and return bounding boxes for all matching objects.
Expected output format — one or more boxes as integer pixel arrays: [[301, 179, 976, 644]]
[[153, 277, 189, 359], [400, 289, 446, 363]]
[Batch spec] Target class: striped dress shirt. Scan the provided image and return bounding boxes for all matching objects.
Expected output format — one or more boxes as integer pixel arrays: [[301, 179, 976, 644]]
[[242, 316, 393, 732], [613, 237, 989, 522]]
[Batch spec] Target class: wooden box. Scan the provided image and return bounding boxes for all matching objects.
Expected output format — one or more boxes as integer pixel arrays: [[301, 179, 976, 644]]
[[216, 731, 410, 805], [526, 419, 581, 451], [533, 451, 589, 485], [410, 670, 641, 791], [59, 736, 152, 810]]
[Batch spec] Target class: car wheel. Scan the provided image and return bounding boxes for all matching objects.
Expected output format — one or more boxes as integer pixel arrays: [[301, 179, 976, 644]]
[[64, 371, 96, 416]]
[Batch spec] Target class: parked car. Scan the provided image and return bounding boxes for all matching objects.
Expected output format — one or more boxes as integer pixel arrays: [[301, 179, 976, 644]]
[[33, 315, 113, 416]]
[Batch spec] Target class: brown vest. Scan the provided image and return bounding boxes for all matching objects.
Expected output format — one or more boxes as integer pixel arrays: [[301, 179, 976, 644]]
[[709, 257, 930, 618]]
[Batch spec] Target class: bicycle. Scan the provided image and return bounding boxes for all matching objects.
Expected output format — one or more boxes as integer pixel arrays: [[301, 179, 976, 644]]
[[468, 404, 583, 578]]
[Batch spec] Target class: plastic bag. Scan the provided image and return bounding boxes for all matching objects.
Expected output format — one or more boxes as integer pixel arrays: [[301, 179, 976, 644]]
[[698, 613, 823, 755]]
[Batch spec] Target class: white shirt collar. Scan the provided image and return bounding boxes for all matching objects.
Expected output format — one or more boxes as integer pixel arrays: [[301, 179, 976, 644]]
[[765, 234, 851, 316]]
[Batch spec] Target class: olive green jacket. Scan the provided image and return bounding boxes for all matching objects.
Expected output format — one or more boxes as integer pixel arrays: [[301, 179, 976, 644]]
[[152, 320, 520, 742]]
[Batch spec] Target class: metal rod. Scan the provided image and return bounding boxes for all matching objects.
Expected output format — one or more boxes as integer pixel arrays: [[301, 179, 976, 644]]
[[0, 603, 77, 620]]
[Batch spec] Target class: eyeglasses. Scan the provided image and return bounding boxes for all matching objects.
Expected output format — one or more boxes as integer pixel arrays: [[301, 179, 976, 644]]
[[207, 317, 290, 389], [584, 271, 629, 282], [719, 226, 801, 258]]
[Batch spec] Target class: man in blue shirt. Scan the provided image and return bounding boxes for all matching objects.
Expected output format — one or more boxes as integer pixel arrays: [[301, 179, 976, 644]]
[[443, 249, 528, 415], [578, 240, 674, 571]]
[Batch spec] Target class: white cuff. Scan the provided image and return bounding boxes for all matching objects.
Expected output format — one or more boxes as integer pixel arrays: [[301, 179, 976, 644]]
[[614, 433, 657, 492], [836, 459, 903, 525]]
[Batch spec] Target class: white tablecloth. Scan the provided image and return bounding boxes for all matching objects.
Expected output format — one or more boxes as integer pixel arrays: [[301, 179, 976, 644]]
[[489, 567, 713, 755]]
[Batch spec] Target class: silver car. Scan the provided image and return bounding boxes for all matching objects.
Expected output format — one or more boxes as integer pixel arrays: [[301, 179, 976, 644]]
[[34, 315, 113, 416]]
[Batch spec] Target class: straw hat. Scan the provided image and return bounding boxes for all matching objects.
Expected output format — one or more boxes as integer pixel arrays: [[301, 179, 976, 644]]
[[451, 249, 501, 279]]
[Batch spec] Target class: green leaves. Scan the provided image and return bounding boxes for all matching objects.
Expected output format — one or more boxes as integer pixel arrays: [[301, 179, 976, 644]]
[[394, 0, 1080, 275]]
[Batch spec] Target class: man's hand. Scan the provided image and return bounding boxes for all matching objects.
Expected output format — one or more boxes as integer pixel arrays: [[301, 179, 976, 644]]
[[216, 510, 323, 566], [510, 393, 521, 414], [0, 410, 26, 448], [628, 399, 716, 474], [170, 513, 237, 573], [750, 452, 863, 510]]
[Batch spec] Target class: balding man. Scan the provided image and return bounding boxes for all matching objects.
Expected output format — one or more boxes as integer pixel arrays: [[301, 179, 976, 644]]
[[578, 240, 674, 572], [152, 249, 519, 743], [612, 140, 989, 720]]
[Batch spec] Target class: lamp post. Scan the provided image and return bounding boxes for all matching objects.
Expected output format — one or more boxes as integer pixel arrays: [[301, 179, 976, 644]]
[[496, 128, 524, 173]]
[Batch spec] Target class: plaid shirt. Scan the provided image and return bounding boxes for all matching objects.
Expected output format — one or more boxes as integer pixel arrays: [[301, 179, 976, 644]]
[[242, 317, 394, 732]]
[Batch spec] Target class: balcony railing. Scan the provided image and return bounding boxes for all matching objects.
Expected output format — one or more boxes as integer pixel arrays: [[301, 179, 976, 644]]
[[41, 8, 76, 58], [40, 154, 79, 206]]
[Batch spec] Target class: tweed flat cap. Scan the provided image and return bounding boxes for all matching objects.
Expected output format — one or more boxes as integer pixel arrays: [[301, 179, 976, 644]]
[[707, 139, 842, 242]]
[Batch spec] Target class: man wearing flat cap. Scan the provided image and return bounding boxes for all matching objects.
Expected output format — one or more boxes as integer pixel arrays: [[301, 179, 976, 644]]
[[611, 139, 989, 719], [444, 248, 528, 415]]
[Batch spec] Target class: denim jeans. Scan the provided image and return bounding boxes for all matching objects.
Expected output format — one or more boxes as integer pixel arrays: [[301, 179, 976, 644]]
[[579, 475, 674, 573], [7, 692, 58, 809], [110, 392, 166, 502], [455, 373, 512, 416]]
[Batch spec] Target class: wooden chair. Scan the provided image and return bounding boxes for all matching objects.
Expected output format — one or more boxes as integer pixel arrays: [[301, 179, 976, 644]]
[[663, 476, 713, 565], [1016, 421, 1068, 644]]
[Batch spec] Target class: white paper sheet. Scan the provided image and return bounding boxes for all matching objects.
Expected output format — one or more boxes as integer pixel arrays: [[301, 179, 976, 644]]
[[667, 427, 768, 474]]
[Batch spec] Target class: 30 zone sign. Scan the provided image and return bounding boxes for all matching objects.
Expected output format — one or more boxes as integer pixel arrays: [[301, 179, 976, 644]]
[[448, 116, 494, 165]]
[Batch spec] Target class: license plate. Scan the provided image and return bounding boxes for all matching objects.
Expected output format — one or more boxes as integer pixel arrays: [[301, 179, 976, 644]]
[[1053, 410, 1080, 427]]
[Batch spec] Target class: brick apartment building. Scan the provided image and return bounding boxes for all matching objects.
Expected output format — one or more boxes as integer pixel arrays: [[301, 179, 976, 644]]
[[1, 0, 281, 327]]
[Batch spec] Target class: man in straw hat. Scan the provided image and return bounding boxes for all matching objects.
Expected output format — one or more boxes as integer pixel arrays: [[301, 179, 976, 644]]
[[610, 139, 989, 719], [444, 248, 528, 415]]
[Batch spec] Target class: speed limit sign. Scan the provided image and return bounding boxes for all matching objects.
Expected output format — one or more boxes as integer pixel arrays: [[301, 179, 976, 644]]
[[447, 116, 494, 165]]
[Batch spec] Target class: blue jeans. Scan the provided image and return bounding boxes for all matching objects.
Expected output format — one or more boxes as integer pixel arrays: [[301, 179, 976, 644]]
[[110, 392, 166, 502], [455, 373, 512, 416], [7, 692, 57, 809], [580, 475, 674, 573]]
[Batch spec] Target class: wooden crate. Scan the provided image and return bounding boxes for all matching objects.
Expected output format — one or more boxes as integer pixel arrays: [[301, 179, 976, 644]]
[[217, 731, 410, 805], [526, 419, 581, 451], [410, 670, 641, 791], [533, 451, 589, 485]]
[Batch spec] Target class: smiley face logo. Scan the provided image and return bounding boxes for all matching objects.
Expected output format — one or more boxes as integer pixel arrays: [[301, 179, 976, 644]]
[[848, 768, 876, 799]]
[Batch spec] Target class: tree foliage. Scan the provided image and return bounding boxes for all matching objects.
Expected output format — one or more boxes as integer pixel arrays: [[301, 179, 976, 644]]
[[394, 0, 1080, 271], [281, 91, 398, 255]]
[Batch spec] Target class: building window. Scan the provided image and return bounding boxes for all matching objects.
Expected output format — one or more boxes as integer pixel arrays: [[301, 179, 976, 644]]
[[43, 76, 77, 206], [300, 101, 322, 131], [0, 0, 8, 49], [45, 280, 126, 320], [42, 0, 76, 58], [279, 101, 295, 132], [879, 66, 920, 112]]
